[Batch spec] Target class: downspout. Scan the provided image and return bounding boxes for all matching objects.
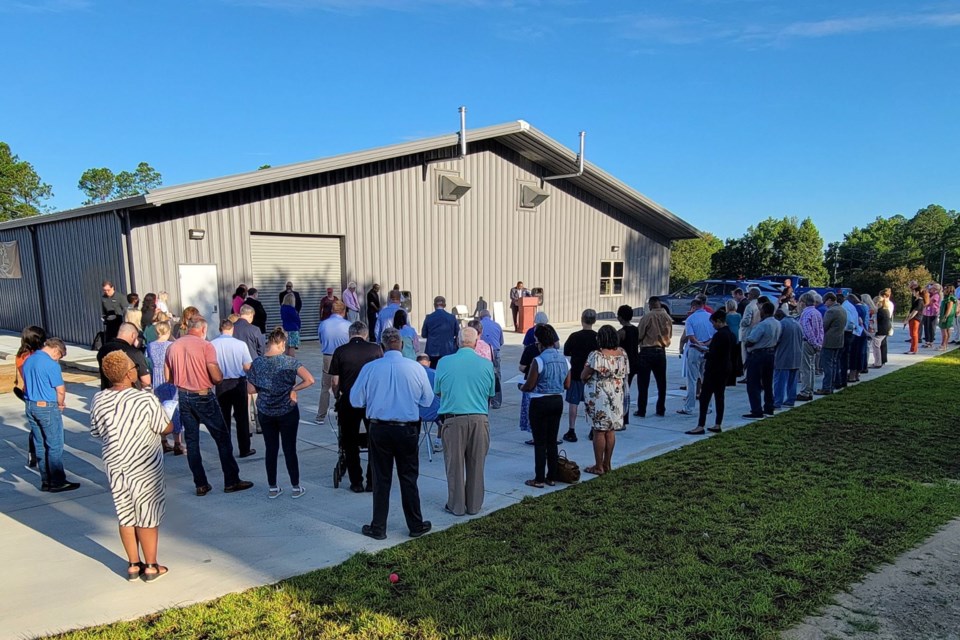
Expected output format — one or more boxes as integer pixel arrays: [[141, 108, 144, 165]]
[[543, 131, 585, 181], [458, 105, 467, 158], [28, 225, 49, 330]]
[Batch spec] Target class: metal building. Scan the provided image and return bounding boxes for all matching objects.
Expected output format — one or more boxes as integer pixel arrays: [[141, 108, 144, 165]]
[[0, 120, 700, 345]]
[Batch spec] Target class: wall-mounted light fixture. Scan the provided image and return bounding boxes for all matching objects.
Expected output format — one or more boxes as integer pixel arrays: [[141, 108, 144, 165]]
[[188, 229, 206, 240], [611, 245, 620, 252]]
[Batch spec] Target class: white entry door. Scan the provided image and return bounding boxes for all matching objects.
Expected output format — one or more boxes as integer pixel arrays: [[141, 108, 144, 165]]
[[178, 264, 220, 339]]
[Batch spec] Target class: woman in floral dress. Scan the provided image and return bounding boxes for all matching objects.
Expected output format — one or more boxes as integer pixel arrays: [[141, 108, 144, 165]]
[[581, 325, 628, 475]]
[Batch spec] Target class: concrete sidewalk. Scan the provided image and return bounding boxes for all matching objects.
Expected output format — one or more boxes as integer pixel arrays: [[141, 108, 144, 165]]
[[0, 322, 943, 639]]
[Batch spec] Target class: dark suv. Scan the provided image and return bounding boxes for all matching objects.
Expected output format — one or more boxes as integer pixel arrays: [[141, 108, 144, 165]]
[[656, 279, 780, 322]]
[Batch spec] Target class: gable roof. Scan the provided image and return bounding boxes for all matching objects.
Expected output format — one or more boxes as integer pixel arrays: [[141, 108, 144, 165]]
[[0, 120, 700, 239]]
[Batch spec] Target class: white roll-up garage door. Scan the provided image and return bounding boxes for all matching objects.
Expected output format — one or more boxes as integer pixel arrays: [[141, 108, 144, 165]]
[[249, 233, 343, 341]]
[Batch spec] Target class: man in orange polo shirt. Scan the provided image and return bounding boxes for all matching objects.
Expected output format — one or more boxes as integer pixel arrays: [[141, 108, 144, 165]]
[[165, 315, 254, 496]]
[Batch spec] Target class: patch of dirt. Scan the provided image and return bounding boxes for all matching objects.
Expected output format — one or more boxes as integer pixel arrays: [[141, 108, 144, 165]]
[[784, 518, 960, 640]]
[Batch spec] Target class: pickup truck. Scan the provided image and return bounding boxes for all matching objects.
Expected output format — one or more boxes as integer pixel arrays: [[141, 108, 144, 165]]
[[756, 275, 851, 299], [656, 279, 781, 323]]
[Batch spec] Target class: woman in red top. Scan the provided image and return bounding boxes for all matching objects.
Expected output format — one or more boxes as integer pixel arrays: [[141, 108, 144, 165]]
[[15, 325, 47, 468]]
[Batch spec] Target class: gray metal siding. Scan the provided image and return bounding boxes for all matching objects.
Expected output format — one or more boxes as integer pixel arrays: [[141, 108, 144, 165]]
[[36, 213, 126, 345], [0, 227, 43, 333], [127, 143, 670, 329]]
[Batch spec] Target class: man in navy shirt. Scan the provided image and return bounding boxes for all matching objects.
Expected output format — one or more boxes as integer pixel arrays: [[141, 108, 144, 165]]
[[24, 338, 80, 492], [421, 296, 459, 368]]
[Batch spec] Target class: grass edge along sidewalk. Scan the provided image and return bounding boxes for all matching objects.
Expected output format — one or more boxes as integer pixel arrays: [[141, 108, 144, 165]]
[[53, 352, 960, 640]]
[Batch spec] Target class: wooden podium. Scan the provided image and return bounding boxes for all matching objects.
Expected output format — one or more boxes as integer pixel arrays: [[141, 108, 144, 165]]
[[517, 296, 539, 333]]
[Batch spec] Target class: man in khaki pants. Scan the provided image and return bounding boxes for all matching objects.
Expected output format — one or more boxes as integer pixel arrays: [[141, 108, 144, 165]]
[[435, 327, 496, 516]]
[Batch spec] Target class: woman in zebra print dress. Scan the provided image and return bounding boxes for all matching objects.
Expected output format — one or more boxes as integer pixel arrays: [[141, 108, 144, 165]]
[[91, 351, 173, 582]]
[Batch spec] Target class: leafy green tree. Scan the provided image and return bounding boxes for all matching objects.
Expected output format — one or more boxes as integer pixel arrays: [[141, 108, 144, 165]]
[[258, 164, 272, 170], [883, 264, 933, 314], [0, 142, 53, 221], [114, 162, 162, 198], [78, 167, 116, 204], [711, 217, 828, 285], [669, 233, 722, 290]]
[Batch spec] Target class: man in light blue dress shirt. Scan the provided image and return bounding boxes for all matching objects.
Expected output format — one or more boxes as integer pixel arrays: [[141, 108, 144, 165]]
[[435, 327, 495, 516], [374, 289, 403, 342], [316, 301, 351, 424], [679, 299, 716, 414], [478, 310, 504, 409], [212, 319, 255, 457], [350, 328, 434, 540]]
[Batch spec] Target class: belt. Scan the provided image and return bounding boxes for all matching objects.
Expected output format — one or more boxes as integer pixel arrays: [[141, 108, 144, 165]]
[[177, 387, 212, 395], [439, 413, 485, 421], [369, 419, 420, 427]]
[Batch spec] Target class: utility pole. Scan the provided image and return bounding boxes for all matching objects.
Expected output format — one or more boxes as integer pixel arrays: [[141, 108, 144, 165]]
[[941, 246, 947, 284], [832, 246, 839, 286]]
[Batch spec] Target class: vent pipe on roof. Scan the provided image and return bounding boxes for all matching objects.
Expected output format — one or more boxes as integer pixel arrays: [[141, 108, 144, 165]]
[[543, 130, 585, 181], [458, 106, 467, 158]]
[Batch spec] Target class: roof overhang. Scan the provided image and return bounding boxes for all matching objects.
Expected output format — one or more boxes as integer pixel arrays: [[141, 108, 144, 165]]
[[0, 121, 701, 240]]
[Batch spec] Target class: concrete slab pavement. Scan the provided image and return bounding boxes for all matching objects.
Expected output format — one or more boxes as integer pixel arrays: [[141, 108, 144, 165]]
[[0, 321, 944, 639]]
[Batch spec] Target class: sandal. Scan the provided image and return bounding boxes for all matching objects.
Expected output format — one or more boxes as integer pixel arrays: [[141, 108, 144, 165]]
[[141, 563, 168, 583], [127, 561, 144, 581], [173, 445, 186, 456], [584, 465, 605, 475], [524, 479, 545, 489]]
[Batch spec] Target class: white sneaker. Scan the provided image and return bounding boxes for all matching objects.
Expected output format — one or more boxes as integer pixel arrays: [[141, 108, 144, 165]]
[[268, 486, 283, 499], [291, 486, 306, 499]]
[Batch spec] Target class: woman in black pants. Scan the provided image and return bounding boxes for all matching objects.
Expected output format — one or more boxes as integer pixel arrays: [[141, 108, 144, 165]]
[[519, 325, 569, 488], [247, 328, 315, 499], [687, 309, 735, 435]]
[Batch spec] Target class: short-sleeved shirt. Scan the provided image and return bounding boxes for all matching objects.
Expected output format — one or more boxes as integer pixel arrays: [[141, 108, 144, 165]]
[[329, 338, 383, 401], [563, 329, 598, 379], [90, 388, 170, 462], [247, 354, 303, 417], [165, 334, 218, 392], [319, 315, 351, 355], [211, 334, 253, 379], [435, 348, 496, 415], [97, 339, 151, 391], [22, 351, 63, 402], [146, 340, 173, 386]]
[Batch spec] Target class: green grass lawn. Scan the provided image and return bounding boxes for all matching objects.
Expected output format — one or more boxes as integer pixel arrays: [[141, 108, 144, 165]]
[[56, 352, 960, 640]]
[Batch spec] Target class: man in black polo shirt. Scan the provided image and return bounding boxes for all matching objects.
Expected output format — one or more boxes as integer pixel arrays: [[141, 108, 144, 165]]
[[244, 288, 267, 334], [97, 322, 151, 390], [100, 280, 126, 341], [330, 321, 382, 493]]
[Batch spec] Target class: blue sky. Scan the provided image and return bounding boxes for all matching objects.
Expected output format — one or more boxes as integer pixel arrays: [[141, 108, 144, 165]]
[[2, 0, 958, 244]]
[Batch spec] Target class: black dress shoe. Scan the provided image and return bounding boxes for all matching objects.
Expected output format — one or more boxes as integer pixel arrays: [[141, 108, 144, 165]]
[[196, 484, 213, 496], [633, 409, 644, 417], [742, 413, 765, 419], [239, 449, 257, 458], [763, 410, 775, 416], [224, 480, 254, 493], [562, 430, 578, 443], [40, 483, 50, 492], [350, 483, 365, 493], [364, 482, 373, 493], [361, 525, 386, 540], [48, 481, 81, 493], [409, 521, 432, 538]]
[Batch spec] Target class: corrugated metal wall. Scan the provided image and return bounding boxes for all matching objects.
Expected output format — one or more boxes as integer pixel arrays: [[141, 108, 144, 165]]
[[0, 226, 43, 333], [34, 212, 127, 345], [0, 213, 126, 344], [128, 141, 670, 329]]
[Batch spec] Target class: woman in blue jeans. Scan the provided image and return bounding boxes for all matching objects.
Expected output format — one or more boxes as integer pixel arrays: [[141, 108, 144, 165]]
[[247, 328, 315, 499], [519, 324, 569, 488]]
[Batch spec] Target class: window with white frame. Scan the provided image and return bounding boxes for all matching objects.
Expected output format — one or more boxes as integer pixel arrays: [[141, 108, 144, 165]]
[[600, 260, 624, 296]]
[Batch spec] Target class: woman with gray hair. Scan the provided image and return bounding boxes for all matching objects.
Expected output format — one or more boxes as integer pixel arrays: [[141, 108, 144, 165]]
[[90, 350, 173, 582], [523, 311, 550, 347]]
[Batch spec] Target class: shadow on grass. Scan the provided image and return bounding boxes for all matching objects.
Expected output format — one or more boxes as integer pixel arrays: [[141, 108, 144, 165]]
[[52, 352, 960, 640]]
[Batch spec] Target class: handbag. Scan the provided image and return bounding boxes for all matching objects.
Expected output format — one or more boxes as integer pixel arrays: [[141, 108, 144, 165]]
[[556, 449, 580, 484], [12, 365, 26, 402]]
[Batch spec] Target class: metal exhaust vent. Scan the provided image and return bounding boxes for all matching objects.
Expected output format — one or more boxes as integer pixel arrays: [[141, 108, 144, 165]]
[[438, 174, 472, 201], [520, 184, 550, 209]]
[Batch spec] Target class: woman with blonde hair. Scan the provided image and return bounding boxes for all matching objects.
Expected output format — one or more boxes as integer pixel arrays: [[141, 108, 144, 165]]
[[143, 311, 170, 344], [175, 306, 199, 339], [146, 321, 183, 454], [90, 350, 173, 582], [871, 289, 893, 368]]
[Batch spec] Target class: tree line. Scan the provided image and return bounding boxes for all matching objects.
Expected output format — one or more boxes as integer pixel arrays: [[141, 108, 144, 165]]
[[0, 141, 163, 221], [670, 205, 958, 313]]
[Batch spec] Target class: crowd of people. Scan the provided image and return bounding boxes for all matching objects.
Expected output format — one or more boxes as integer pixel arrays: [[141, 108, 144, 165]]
[[13, 275, 956, 583]]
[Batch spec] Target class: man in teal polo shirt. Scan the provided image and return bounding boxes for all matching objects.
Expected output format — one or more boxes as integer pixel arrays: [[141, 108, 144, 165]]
[[435, 327, 495, 516]]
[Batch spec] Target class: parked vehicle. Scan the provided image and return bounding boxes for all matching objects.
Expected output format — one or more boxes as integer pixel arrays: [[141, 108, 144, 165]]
[[754, 274, 850, 300], [656, 279, 780, 322]]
